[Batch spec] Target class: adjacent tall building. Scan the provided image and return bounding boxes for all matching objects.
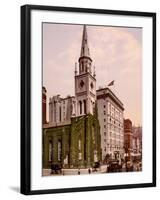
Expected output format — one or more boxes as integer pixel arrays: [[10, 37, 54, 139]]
[[97, 87, 124, 161]]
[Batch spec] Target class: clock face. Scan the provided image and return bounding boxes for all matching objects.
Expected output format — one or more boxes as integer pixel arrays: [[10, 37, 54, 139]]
[[80, 80, 84, 88]]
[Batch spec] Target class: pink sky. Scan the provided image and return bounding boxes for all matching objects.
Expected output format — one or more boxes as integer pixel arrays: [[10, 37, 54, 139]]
[[43, 23, 142, 125]]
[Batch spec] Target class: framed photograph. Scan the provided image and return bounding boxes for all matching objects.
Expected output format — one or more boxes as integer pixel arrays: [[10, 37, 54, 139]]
[[21, 4, 156, 195]]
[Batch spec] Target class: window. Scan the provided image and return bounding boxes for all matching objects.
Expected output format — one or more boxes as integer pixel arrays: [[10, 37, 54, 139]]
[[58, 140, 62, 161], [53, 103, 56, 123], [104, 125, 106, 128], [49, 140, 53, 162], [79, 152, 82, 160], [59, 106, 61, 122], [104, 111, 106, 115], [104, 132, 106, 136], [80, 80, 84, 87], [83, 99, 86, 114], [103, 105, 106, 108], [78, 139, 81, 150], [104, 118, 106, 122], [82, 63, 84, 72], [79, 101, 82, 114], [90, 82, 94, 89]]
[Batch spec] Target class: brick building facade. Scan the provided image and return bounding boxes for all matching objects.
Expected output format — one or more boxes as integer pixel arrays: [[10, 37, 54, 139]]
[[124, 119, 133, 161]]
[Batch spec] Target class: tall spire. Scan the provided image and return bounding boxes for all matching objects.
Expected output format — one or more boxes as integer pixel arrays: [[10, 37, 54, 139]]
[[78, 25, 92, 75], [80, 25, 90, 58]]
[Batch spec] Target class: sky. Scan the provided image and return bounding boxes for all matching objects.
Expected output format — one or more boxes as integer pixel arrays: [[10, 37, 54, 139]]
[[43, 23, 142, 125]]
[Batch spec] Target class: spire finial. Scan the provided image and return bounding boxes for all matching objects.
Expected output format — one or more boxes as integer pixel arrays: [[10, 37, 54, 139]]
[[80, 25, 90, 57]]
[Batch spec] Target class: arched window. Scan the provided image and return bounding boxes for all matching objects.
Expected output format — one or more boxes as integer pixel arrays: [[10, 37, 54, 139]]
[[59, 106, 61, 122], [49, 140, 53, 162], [58, 140, 62, 161], [81, 62, 84, 72], [83, 100, 86, 114], [78, 138, 82, 160], [78, 139, 81, 150], [53, 101, 56, 122], [79, 101, 82, 114]]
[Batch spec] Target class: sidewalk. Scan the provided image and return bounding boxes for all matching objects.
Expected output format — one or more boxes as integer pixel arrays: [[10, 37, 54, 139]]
[[42, 168, 101, 176]]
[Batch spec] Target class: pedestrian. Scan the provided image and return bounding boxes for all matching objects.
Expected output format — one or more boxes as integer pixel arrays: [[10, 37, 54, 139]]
[[88, 168, 91, 174], [78, 169, 80, 175]]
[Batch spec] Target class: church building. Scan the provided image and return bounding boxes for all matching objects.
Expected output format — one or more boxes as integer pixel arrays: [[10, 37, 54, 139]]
[[43, 25, 101, 169]]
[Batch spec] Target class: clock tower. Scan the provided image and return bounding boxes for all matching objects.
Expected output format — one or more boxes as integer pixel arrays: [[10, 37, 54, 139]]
[[75, 25, 96, 116]]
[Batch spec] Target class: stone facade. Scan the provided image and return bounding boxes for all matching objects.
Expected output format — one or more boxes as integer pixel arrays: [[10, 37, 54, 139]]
[[43, 110, 101, 169], [49, 95, 75, 124], [43, 123, 71, 169], [97, 87, 124, 161]]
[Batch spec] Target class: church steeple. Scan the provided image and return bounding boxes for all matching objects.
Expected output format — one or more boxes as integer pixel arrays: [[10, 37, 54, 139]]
[[78, 25, 92, 75], [80, 25, 90, 58], [75, 25, 96, 116]]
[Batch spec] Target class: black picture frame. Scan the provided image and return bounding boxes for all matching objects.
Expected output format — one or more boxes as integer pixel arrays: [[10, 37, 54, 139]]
[[21, 4, 156, 195]]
